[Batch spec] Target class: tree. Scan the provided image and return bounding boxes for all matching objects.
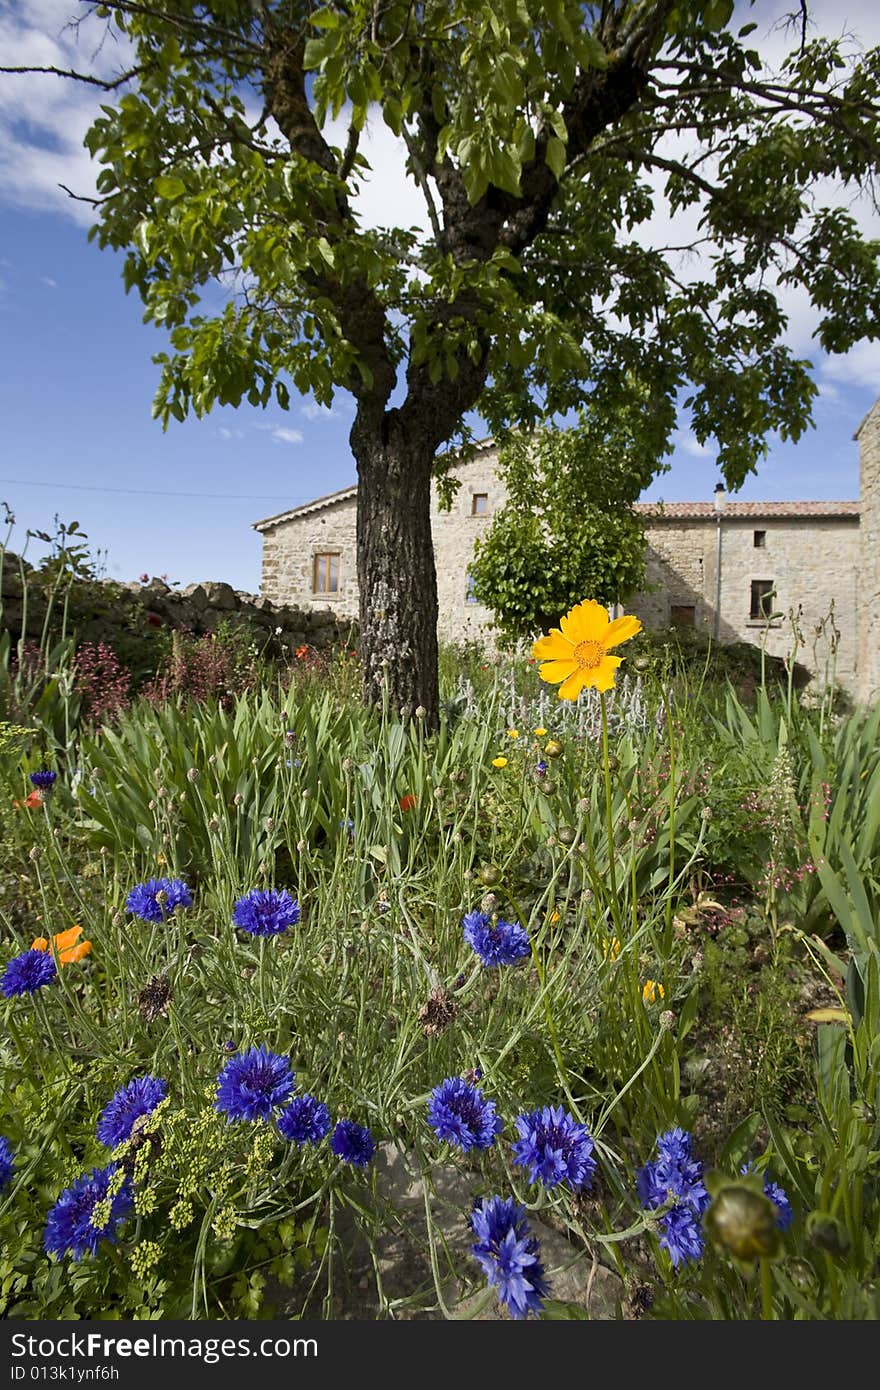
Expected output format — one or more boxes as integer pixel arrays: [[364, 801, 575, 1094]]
[[469, 397, 666, 645], [7, 2, 880, 723]]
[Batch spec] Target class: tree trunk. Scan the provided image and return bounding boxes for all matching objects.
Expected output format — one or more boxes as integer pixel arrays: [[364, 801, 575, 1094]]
[[351, 409, 440, 727]]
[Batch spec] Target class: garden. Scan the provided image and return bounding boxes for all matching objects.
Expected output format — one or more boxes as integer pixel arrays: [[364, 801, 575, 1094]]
[[1, 530, 878, 1323]]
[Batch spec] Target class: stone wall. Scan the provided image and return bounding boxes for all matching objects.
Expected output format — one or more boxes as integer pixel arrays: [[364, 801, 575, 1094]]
[[627, 514, 860, 693], [0, 550, 355, 659], [255, 441, 864, 694], [255, 444, 509, 644]]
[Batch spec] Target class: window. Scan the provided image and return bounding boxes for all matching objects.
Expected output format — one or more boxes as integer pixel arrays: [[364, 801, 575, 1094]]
[[313, 553, 340, 594], [465, 571, 479, 605], [750, 579, 775, 619], [753, 530, 766, 548], [471, 493, 488, 516], [670, 604, 696, 628]]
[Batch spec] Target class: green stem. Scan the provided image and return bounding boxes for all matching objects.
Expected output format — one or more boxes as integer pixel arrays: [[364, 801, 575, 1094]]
[[599, 692, 622, 938], [760, 1257, 774, 1320]]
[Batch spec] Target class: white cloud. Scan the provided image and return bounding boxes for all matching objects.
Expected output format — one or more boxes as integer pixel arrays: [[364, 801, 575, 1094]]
[[270, 427, 304, 445], [675, 431, 712, 458], [819, 339, 880, 391], [300, 397, 354, 421], [41, 274, 58, 287], [216, 425, 245, 440]]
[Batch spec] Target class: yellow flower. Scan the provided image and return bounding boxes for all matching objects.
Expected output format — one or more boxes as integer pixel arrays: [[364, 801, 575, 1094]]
[[602, 936, 621, 962], [507, 729, 520, 739], [532, 600, 643, 699], [156, 852, 167, 866], [547, 909, 561, 924], [533, 727, 547, 737], [642, 979, 665, 1004], [491, 756, 508, 769]]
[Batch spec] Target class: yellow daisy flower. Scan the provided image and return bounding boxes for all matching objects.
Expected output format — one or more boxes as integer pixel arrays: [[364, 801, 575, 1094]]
[[533, 727, 547, 737], [507, 729, 520, 739], [642, 979, 665, 1004], [532, 600, 643, 699], [491, 756, 508, 769]]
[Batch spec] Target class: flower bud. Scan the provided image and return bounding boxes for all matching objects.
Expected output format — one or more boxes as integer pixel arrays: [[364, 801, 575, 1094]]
[[478, 865, 500, 886], [543, 740, 563, 759], [186, 767, 200, 782], [704, 1177, 782, 1263], [806, 1212, 850, 1257]]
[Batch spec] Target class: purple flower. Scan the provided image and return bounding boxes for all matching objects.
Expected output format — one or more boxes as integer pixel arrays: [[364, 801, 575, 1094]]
[[427, 1077, 503, 1152], [29, 770, 57, 791], [463, 910, 531, 968], [44, 1165, 134, 1262], [470, 1196, 549, 1320], [637, 1128, 710, 1269], [232, 888, 301, 938], [512, 1105, 596, 1190], [97, 1076, 167, 1149], [125, 877, 192, 923], [659, 1204, 705, 1267], [329, 1120, 375, 1167], [216, 1045, 294, 1122], [0, 1137, 14, 1192], [1, 948, 56, 998], [278, 1095, 332, 1146]]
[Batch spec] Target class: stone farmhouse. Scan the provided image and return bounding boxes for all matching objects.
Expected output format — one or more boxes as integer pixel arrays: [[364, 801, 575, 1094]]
[[254, 397, 880, 703]]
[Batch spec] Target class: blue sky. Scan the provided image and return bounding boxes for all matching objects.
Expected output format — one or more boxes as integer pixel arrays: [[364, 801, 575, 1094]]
[[1, 1, 878, 593]]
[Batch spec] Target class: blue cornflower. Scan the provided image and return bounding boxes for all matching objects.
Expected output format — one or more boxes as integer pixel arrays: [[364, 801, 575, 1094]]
[[637, 1128, 710, 1269], [43, 1165, 134, 1262], [512, 1105, 597, 1190], [741, 1164, 794, 1231], [470, 1196, 549, 1320], [536, 760, 548, 776], [0, 1136, 14, 1192], [97, 1076, 167, 1149], [427, 1077, 503, 1152], [339, 818, 354, 840], [216, 1046, 294, 1122], [125, 877, 192, 923], [278, 1095, 332, 1146], [232, 888, 301, 938], [29, 770, 57, 790], [1, 948, 56, 998], [659, 1204, 705, 1268], [462, 910, 531, 968], [329, 1119, 375, 1167]]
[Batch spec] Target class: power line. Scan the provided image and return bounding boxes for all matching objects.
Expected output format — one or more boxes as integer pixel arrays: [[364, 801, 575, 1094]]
[[0, 478, 307, 502]]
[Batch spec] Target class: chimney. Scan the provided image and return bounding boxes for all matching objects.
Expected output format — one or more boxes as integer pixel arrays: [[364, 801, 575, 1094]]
[[713, 482, 726, 513]]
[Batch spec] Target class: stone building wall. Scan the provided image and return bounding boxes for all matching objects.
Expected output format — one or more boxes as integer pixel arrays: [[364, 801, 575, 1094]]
[[254, 443, 510, 643], [856, 400, 880, 704], [254, 414, 876, 699], [626, 511, 860, 692]]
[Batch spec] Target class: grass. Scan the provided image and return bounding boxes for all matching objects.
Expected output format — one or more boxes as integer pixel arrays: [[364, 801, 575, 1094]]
[[0, 629, 878, 1321]]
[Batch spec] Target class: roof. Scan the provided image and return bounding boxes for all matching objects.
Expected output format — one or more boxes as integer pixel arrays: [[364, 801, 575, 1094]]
[[252, 436, 499, 530], [252, 484, 358, 531], [634, 500, 859, 520]]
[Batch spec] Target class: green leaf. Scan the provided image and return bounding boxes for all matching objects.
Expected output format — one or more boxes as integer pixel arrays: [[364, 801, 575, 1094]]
[[154, 175, 185, 200], [545, 136, 566, 180]]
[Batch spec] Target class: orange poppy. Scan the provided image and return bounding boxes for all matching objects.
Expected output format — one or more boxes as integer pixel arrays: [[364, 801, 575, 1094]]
[[13, 790, 44, 810], [31, 924, 92, 967], [399, 794, 417, 812]]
